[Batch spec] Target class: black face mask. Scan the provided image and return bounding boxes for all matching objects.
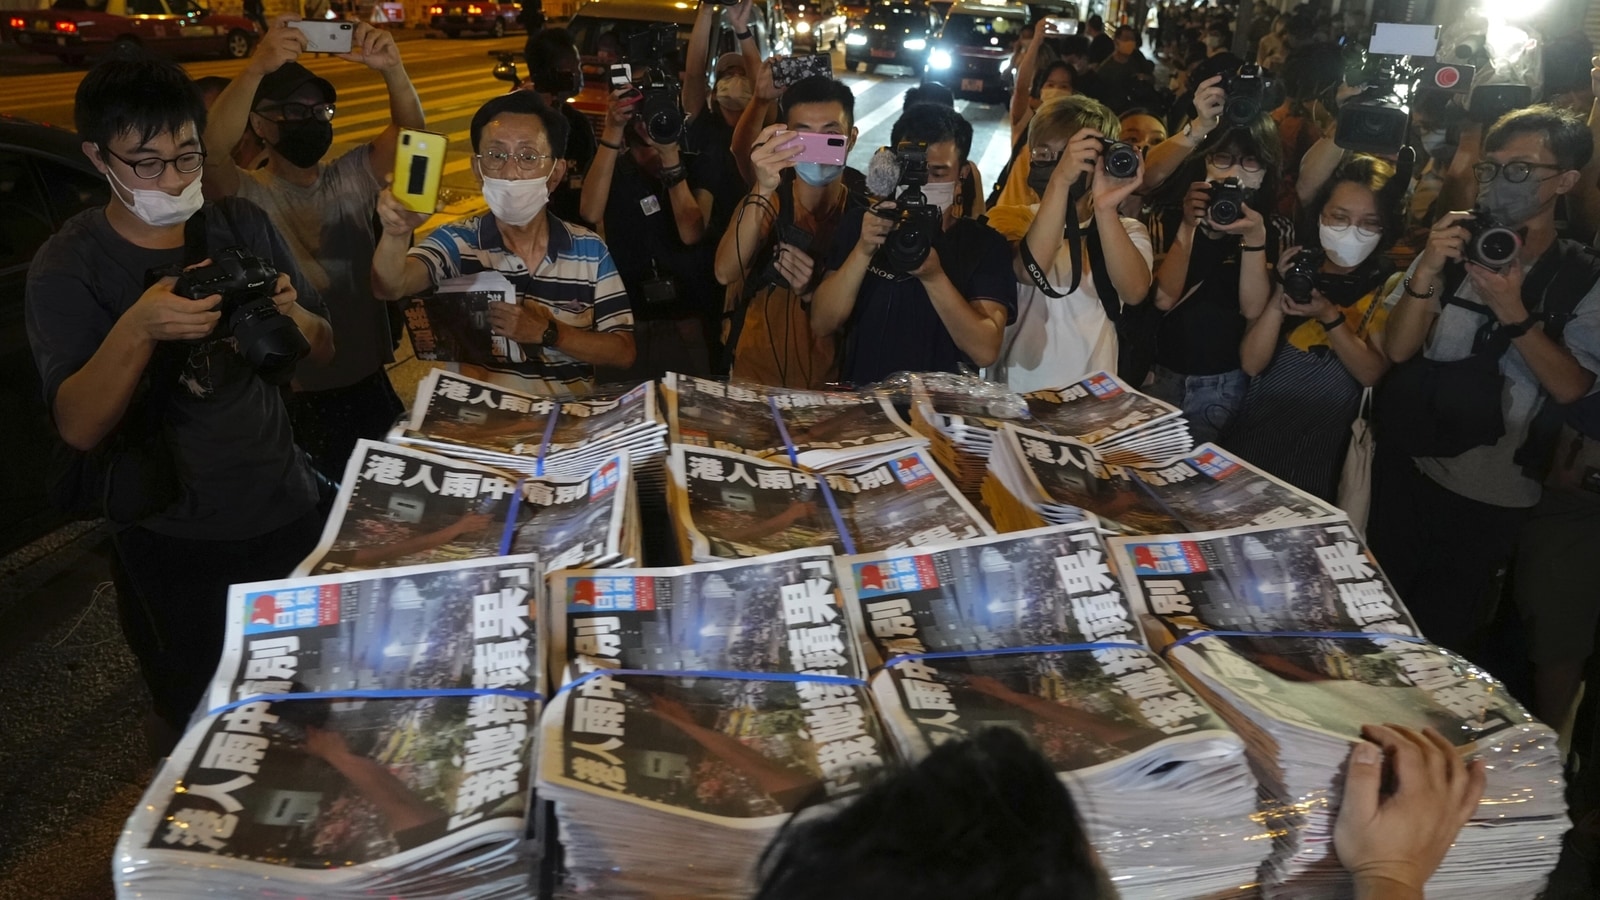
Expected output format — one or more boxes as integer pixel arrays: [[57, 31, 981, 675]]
[[1027, 159, 1057, 197], [270, 119, 334, 168]]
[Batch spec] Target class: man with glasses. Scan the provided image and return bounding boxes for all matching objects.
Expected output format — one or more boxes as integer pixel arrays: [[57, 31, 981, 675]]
[[1374, 106, 1600, 676], [372, 91, 636, 395], [203, 18, 424, 482], [25, 56, 332, 750]]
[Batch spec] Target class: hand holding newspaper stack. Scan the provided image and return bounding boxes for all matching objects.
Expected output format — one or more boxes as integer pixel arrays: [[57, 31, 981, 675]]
[[1108, 519, 1568, 900], [116, 557, 544, 900]]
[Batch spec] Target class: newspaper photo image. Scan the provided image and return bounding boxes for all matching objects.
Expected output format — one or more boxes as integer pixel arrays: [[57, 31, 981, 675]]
[[1023, 372, 1184, 445], [399, 272, 525, 368], [1004, 426, 1182, 533], [503, 455, 630, 572], [1129, 444, 1344, 532]]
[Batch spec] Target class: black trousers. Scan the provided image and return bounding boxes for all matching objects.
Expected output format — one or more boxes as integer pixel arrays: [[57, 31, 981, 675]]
[[110, 507, 324, 733], [285, 368, 404, 483], [1366, 446, 1530, 662]]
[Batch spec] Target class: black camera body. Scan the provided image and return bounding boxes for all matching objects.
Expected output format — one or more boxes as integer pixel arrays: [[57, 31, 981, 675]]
[[878, 140, 939, 275], [1283, 248, 1324, 303], [624, 24, 685, 145], [1462, 208, 1521, 271], [173, 247, 308, 384], [1220, 63, 1267, 125], [1205, 177, 1249, 227], [1335, 100, 1411, 156], [1100, 138, 1140, 179]]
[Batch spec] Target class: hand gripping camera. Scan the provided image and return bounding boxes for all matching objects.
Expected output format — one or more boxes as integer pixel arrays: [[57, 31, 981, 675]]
[[1100, 138, 1141, 179], [626, 25, 686, 145], [173, 247, 309, 384], [1461, 208, 1521, 271], [875, 140, 943, 275], [1205, 177, 1249, 227], [1220, 64, 1269, 125]]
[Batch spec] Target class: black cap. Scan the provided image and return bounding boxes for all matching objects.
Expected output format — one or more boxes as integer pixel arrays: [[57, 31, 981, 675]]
[[253, 62, 336, 107]]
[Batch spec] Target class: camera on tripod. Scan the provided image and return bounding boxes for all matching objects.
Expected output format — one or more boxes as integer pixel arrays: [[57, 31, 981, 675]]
[[172, 247, 309, 384], [619, 24, 685, 145], [876, 140, 943, 275], [1462, 208, 1521, 271], [1205, 177, 1250, 227]]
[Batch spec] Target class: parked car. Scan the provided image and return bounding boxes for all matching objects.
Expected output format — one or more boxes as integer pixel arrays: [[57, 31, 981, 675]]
[[0, 116, 111, 555], [842, 1, 940, 75], [428, 0, 520, 38], [788, 0, 845, 52], [925, 0, 1028, 102], [5, 0, 259, 65]]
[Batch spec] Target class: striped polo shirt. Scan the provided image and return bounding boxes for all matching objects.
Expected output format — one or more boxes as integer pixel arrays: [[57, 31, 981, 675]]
[[410, 211, 633, 396]]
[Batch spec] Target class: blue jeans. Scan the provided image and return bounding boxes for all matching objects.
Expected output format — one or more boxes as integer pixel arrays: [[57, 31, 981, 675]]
[[1145, 365, 1248, 446]]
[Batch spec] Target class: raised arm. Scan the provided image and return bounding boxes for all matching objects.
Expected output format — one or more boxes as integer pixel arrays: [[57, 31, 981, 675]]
[[371, 184, 434, 301], [733, 58, 782, 186], [201, 17, 305, 200], [579, 89, 637, 229], [343, 22, 425, 182], [715, 124, 795, 286], [1141, 75, 1220, 194], [812, 209, 890, 338], [1207, 201, 1273, 318], [1296, 133, 1347, 208], [655, 139, 707, 245], [683, 0, 717, 120], [1009, 27, 1046, 141]]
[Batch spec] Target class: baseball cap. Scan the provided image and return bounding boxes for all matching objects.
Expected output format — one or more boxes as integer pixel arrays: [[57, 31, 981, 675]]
[[714, 52, 745, 79], [254, 62, 337, 107]]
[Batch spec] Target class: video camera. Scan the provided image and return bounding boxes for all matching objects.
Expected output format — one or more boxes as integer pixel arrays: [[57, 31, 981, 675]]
[[876, 140, 942, 275], [618, 24, 685, 145], [172, 247, 309, 384], [1336, 23, 1477, 155]]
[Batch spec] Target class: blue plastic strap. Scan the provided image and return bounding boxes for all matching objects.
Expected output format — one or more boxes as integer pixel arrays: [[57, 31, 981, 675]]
[[498, 478, 525, 556], [1162, 629, 1428, 655], [883, 641, 1146, 667], [535, 403, 561, 477], [555, 667, 867, 698], [206, 687, 544, 718], [768, 396, 857, 555]]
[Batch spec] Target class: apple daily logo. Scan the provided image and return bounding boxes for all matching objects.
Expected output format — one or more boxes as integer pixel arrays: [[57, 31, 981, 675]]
[[1191, 449, 1241, 479], [1085, 373, 1124, 399]]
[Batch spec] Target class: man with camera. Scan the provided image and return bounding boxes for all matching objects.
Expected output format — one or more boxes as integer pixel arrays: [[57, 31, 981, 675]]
[[812, 104, 1015, 385], [26, 56, 333, 745], [1372, 107, 1600, 672], [523, 27, 597, 225], [374, 92, 636, 395], [715, 76, 859, 388], [202, 17, 424, 482]]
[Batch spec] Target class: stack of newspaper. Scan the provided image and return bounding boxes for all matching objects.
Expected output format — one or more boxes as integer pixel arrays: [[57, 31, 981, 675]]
[[1108, 520, 1569, 900], [838, 525, 1267, 897], [537, 549, 890, 898], [296, 440, 637, 576], [664, 372, 926, 469], [115, 557, 544, 900], [984, 424, 1342, 535], [1021, 372, 1193, 465], [391, 369, 669, 496], [667, 443, 992, 563]]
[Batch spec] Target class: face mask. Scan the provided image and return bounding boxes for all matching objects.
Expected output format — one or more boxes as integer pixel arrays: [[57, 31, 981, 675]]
[[1477, 174, 1550, 226], [1418, 128, 1449, 160], [795, 161, 844, 187], [919, 180, 957, 214], [1026, 160, 1056, 197], [716, 75, 753, 111], [482, 174, 550, 227], [105, 162, 204, 227], [1319, 222, 1381, 268], [269, 118, 334, 169], [1039, 86, 1072, 105]]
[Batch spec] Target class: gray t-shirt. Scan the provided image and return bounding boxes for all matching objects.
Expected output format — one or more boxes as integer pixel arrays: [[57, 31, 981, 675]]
[[238, 146, 391, 392], [1386, 251, 1600, 507], [25, 198, 324, 540]]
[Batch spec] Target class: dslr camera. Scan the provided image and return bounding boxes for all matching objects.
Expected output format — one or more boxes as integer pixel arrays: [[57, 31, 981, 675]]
[[1461, 208, 1521, 271], [173, 247, 309, 384], [876, 140, 943, 275], [1220, 64, 1268, 125], [1205, 177, 1249, 227], [625, 25, 685, 145], [1282, 248, 1324, 303], [1100, 138, 1140, 179]]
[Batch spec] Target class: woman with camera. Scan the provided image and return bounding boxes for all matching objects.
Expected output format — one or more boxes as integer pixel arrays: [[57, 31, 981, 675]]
[[1224, 155, 1399, 499], [1144, 117, 1289, 443]]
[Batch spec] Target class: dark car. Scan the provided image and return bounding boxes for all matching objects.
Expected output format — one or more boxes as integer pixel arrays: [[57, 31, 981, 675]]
[[0, 116, 112, 555], [925, 0, 1028, 101], [5, 0, 259, 65], [842, 2, 941, 75], [428, 0, 520, 38], [788, 0, 846, 51]]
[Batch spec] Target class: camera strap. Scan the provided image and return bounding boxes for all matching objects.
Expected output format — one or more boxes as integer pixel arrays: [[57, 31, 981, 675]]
[[1014, 181, 1123, 322]]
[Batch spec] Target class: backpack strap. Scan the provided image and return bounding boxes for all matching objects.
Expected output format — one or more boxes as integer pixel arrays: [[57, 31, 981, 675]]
[[985, 128, 1032, 210]]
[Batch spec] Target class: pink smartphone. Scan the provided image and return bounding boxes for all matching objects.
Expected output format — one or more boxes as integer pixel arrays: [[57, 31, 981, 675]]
[[790, 131, 849, 166]]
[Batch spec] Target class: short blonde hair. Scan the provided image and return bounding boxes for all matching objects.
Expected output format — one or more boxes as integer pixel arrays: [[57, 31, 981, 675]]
[[1029, 95, 1121, 148]]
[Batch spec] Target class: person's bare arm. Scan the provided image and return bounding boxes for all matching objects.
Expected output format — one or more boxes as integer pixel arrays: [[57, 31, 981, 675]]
[[1581, 62, 1600, 240], [302, 726, 444, 832], [1092, 155, 1152, 301], [733, 59, 782, 186], [656, 141, 707, 244], [1469, 258, 1598, 404], [813, 209, 891, 337], [488, 301, 637, 369], [1014, 130, 1100, 284], [201, 17, 305, 200], [683, 0, 716, 120], [716, 124, 795, 285], [1296, 133, 1347, 208], [915, 250, 1008, 367], [346, 23, 425, 183], [1152, 182, 1208, 310], [727, 0, 760, 83], [1141, 75, 1221, 194], [1436, 121, 1484, 215], [1208, 203, 1273, 318], [371, 185, 434, 300], [1240, 291, 1285, 375], [1009, 27, 1046, 139], [579, 89, 636, 228], [271, 272, 334, 365]]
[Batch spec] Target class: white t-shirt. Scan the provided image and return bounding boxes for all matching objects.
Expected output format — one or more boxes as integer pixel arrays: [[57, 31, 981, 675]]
[[990, 207, 1153, 393]]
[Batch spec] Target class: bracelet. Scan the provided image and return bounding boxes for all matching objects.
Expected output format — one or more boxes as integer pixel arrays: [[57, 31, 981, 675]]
[[598, 137, 623, 151], [1403, 276, 1437, 299], [659, 164, 688, 188], [1500, 314, 1539, 338], [1239, 243, 1266, 252], [1319, 316, 1346, 333], [735, 28, 752, 41]]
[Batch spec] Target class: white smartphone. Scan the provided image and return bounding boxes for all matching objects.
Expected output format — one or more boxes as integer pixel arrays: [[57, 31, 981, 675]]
[[289, 20, 355, 54], [1367, 22, 1439, 58]]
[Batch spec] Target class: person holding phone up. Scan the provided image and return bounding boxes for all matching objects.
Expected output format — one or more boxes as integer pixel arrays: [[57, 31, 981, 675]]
[[202, 16, 423, 481]]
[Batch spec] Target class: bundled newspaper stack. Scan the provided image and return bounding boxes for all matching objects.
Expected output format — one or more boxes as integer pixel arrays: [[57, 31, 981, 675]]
[[391, 369, 669, 498], [296, 439, 637, 576], [115, 557, 544, 900], [984, 424, 1342, 536], [667, 443, 992, 563], [838, 525, 1266, 897], [664, 372, 926, 469], [1109, 520, 1569, 900], [537, 549, 890, 898], [1021, 372, 1193, 465]]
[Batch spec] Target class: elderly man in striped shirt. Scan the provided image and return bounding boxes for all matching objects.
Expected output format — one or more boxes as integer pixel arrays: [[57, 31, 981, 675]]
[[374, 91, 635, 396]]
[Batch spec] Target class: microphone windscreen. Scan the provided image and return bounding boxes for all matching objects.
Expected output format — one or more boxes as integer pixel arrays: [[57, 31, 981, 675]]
[[864, 147, 903, 200]]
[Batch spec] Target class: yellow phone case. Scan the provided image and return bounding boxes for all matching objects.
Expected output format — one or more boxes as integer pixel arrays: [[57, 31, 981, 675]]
[[394, 129, 448, 214]]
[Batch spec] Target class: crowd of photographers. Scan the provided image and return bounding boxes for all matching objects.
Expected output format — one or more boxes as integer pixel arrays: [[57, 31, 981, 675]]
[[17, 0, 1600, 888]]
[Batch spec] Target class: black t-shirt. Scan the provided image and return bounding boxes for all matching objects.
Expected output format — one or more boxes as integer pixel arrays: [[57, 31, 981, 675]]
[[1155, 220, 1287, 376], [1088, 33, 1116, 63], [553, 102, 596, 226], [603, 152, 718, 319], [685, 111, 748, 239], [824, 210, 1016, 385], [25, 198, 323, 540]]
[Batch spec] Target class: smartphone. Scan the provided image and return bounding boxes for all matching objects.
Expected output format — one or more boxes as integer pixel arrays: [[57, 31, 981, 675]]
[[790, 131, 849, 166], [608, 63, 642, 102], [771, 53, 833, 90], [289, 20, 354, 54], [393, 129, 447, 214]]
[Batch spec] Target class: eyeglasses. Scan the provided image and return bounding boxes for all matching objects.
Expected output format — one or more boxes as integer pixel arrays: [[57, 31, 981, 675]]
[[255, 101, 336, 123], [1029, 146, 1063, 165], [475, 150, 556, 176], [101, 146, 207, 180], [1208, 151, 1262, 173], [1320, 212, 1383, 238], [1472, 161, 1561, 184]]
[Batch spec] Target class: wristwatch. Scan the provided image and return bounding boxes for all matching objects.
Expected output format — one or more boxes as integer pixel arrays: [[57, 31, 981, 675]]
[[1319, 315, 1346, 333], [735, 28, 752, 41], [1500, 315, 1539, 339], [541, 320, 560, 348]]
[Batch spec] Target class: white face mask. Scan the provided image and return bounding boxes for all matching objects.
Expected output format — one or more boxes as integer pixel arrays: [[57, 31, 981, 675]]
[[919, 180, 957, 214], [481, 174, 550, 227], [716, 75, 753, 111], [1319, 222, 1381, 268], [106, 163, 203, 227]]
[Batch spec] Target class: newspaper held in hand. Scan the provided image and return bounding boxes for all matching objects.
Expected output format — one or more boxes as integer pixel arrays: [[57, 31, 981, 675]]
[[667, 444, 992, 563], [400, 272, 525, 366]]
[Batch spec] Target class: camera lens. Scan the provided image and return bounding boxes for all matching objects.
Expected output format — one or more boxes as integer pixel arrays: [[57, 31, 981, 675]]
[[1102, 141, 1140, 179], [1209, 199, 1240, 225], [1224, 96, 1259, 124], [1475, 227, 1520, 268]]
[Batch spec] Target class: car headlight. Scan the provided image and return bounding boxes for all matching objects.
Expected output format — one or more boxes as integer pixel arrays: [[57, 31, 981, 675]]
[[796, 20, 810, 33], [903, 37, 926, 50], [844, 32, 867, 46], [929, 48, 952, 69]]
